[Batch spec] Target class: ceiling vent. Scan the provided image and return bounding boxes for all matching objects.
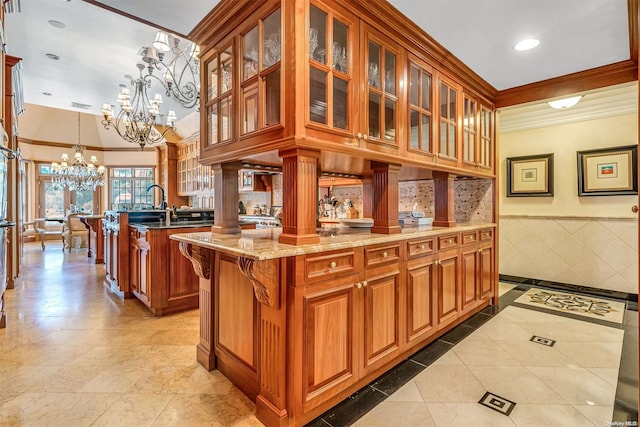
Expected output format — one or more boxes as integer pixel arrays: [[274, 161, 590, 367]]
[[71, 102, 91, 109]]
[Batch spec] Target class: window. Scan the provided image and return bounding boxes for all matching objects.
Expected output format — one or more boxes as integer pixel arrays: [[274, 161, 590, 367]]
[[36, 163, 100, 218], [109, 167, 155, 210]]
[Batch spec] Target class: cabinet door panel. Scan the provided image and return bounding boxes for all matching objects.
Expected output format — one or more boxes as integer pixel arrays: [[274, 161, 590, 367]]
[[406, 256, 436, 345], [302, 277, 357, 400], [478, 244, 494, 300], [362, 268, 401, 373], [460, 247, 478, 313], [437, 249, 459, 327]]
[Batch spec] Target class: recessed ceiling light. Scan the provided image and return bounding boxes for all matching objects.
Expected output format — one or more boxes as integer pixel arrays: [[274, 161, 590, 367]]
[[48, 20, 66, 29], [547, 96, 583, 109], [514, 38, 539, 51], [45, 53, 60, 61], [42, 92, 52, 96]]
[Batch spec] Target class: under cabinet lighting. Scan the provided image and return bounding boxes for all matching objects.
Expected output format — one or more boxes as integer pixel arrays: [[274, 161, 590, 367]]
[[514, 38, 539, 51], [547, 96, 582, 109]]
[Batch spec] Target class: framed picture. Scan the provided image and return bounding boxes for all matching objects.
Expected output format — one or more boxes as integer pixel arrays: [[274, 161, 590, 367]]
[[506, 153, 554, 197], [239, 170, 253, 192], [577, 145, 638, 196]]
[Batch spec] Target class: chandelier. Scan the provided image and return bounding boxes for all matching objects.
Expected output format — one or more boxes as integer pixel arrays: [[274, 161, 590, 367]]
[[51, 114, 105, 191], [101, 63, 177, 150], [140, 31, 200, 110]]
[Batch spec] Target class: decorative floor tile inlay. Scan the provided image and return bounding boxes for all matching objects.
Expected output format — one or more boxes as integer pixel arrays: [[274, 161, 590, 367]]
[[529, 335, 556, 347], [514, 288, 625, 324], [478, 391, 516, 416]]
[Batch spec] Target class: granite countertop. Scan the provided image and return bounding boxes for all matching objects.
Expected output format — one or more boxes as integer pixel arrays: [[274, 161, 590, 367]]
[[169, 223, 496, 260], [130, 221, 214, 230]]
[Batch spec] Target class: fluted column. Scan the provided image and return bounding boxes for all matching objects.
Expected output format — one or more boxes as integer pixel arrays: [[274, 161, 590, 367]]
[[278, 148, 320, 245], [370, 161, 401, 234], [361, 175, 373, 219], [433, 171, 457, 227], [211, 162, 242, 234]]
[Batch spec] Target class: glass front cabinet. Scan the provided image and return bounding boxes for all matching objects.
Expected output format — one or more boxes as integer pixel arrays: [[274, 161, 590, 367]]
[[196, 0, 495, 177]]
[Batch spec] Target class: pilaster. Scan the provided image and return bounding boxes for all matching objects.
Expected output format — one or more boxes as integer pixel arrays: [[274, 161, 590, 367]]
[[433, 171, 457, 227], [211, 162, 242, 234], [370, 161, 401, 234]]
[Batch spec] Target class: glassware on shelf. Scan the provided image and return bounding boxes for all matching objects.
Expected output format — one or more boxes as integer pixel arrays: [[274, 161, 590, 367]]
[[264, 33, 281, 67], [244, 45, 258, 79], [368, 62, 379, 87], [315, 48, 326, 63], [336, 47, 347, 73], [385, 70, 395, 93], [221, 67, 232, 92], [310, 28, 318, 59]]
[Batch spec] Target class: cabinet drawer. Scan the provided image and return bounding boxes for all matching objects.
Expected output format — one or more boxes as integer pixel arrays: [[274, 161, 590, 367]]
[[461, 231, 478, 245], [438, 234, 459, 250], [301, 249, 359, 283], [479, 228, 493, 241], [407, 238, 435, 258], [365, 244, 400, 267]]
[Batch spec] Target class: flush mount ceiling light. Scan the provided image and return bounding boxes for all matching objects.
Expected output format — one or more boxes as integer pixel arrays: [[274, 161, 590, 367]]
[[513, 38, 539, 51], [547, 96, 583, 109], [48, 20, 66, 29]]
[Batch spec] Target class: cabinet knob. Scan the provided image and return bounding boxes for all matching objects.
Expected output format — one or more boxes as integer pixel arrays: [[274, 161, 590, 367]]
[[382, 251, 388, 258], [355, 282, 362, 289], [329, 261, 337, 269], [420, 244, 425, 249], [435, 259, 440, 265], [363, 134, 368, 141], [357, 132, 363, 140], [478, 248, 482, 253], [362, 280, 368, 287], [633, 205, 638, 214]]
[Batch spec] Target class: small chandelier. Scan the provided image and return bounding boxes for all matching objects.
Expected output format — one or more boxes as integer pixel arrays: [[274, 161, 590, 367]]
[[101, 63, 177, 150], [51, 114, 106, 191], [141, 31, 200, 110]]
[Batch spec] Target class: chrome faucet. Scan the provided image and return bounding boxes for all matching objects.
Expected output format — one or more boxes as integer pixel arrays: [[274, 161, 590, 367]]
[[146, 184, 167, 210]]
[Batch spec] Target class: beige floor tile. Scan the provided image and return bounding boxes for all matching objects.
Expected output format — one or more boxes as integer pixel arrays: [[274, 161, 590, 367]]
[[509, 403, 595, 427], [431, 350, 464, 366], [91, 393, 174, 427], [24, 364, 103, 393], [425, 402, 516, 427], [495, 339, 577, 367], [132, 345, 198, 368], [129, 365, 199, 394], [475, 317, 535, 341], [498, 282, 517, 296], [554, 340, 624, 368], [588, 367, 621, 387], [385, 380, 424, 402], [140, 329, 200, 346], [414, 365, 486, 403], [574, 404, 614, 426], [453, 337, 522, 367], [528, 366, 617, 406], [79, 365, 149, 393], [178, 367, 235, 395], [354, 401, 436, 426]]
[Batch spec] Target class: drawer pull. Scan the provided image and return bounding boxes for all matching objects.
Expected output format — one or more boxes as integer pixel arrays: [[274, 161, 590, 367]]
[[382, 251, 388, 258], [443, 238, 452, 244], [329, 261, 337, 269], [355, 282, 362, 289], [362, 280, 368, 287], [420, 244, 425, 249]]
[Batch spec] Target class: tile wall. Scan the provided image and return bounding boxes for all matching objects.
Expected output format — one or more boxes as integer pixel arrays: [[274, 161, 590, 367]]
[[500, 216, 638, 294]]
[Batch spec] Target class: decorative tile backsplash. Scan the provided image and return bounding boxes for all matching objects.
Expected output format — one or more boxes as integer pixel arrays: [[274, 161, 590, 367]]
[[500, 216, 637, 294]]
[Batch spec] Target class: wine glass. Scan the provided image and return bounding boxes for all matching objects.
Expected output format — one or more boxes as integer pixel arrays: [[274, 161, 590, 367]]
[[309, 28, 318, 59], [368, 62, 379, 87]]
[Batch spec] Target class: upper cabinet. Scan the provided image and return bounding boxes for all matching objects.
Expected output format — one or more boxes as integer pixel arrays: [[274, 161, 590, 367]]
[[194, 0, 495, 178]]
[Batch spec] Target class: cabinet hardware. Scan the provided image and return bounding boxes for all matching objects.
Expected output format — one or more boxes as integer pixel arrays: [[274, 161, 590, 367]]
[[357, 132, 362, 140], [329, 261, 337, 269], [420, 244, 425, 249], [362, 134, 368, 140], [362, 280, 368, 287], [355, 282, 362, 289], [478, 248, 482, 253], [382, 251, 388, 258], [633, 205, 638, 214]]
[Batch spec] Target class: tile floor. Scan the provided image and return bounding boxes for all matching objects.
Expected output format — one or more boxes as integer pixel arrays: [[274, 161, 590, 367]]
[[0, 243, 637, 426]]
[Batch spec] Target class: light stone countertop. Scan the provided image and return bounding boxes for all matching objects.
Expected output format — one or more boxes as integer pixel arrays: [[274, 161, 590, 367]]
[[169, 223, 496, 260]]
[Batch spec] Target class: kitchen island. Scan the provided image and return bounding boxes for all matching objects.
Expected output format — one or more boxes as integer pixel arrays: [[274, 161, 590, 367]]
[[171, 222, 495, 426]]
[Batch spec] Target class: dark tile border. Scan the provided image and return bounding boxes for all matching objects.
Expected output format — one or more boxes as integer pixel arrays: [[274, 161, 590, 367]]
[[478, 391, 516, 416]]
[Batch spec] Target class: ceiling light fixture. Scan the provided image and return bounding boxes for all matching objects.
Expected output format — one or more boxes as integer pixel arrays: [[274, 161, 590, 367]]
[[48, 20, 66, 29], [51, 113, 106, 191], [513, 38, 539, 51], [138, 31, 200, 109], [101, 63, 177, 150], [547, 95, 583, 109], [45, 53, 60, 61]]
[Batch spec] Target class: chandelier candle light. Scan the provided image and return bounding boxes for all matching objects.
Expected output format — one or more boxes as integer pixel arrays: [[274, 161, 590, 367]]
[[51, 114, 105, 191], [101, 63, 177, 150]]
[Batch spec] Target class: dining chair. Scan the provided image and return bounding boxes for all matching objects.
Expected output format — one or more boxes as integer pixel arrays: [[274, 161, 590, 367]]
[[61, 213, 89, 252]]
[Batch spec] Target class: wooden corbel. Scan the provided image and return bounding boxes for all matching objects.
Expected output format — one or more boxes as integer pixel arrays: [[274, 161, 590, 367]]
[[178, 241, 211, 280], [237, 257, 280, 308]]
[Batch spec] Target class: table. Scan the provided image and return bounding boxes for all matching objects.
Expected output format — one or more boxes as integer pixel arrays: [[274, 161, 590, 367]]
[[79, 215, 104, 264]]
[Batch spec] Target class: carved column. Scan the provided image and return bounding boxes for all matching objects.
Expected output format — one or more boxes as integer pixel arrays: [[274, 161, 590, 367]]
[[179, 242, 216, 370], [361, 175, 373, 218], [212, 162, 242, 234], [278, 148, 320, 245], [238, 256, 288, 426], [370, 161, 401, 234], [433, 171, 457, 227]]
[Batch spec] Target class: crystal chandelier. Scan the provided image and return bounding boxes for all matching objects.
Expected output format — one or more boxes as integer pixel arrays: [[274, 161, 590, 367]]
[[51, 114, 105, 192], [101, 63, 177, 150], [141, 31, 200, 110]]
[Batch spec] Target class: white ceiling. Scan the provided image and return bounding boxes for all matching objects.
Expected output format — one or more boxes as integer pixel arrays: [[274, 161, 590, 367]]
[[3, 0, 634, 129]]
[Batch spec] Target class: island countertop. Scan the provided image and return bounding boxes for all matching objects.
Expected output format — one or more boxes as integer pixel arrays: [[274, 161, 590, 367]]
[[169, 222, 496, 260]]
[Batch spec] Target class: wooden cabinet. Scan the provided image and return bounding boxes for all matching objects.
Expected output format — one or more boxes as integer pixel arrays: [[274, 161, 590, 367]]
[[177, 135, 214, 196], [404, 237, 437, 348], [0, 226, 8, 328], [435, 76, 461, 168], [459, 228, 495, 315], [103, 212, 129, 298], [129, 225, 202, 316]]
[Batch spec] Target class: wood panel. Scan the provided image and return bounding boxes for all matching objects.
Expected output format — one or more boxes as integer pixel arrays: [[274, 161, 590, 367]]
[[217, 256, 257, 368], [167, 237, 200, 300], [437, 248, 459, 327], [460, 247, 478, 313], [406, 255, 436, 345], [478, 244, 494, 301]]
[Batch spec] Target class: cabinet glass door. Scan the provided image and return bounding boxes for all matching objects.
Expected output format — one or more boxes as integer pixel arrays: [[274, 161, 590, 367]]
[[462, 94, 477, 166], [308, 3, 352, 132], [240, 8, 281, 136], [478, 105, 493, 170], [408, 61, 433, 154], [366, 37, 398, 145], [205, 46, 234, 146], [438, 79, 457, 160]]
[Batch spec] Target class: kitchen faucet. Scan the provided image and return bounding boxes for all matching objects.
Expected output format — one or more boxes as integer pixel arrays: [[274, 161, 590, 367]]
[[146, 184, 167, 209]]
